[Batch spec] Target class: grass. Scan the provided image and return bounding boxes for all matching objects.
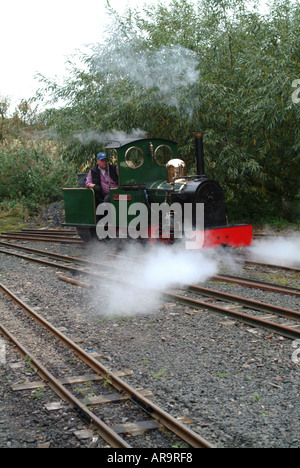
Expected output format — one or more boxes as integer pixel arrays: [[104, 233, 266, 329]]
[[0, 214, 28, 233], [254, 217, 300, 233], [0, 199, 47, 233], [152, 369, 168, 379], [0, 200, 30, 232]]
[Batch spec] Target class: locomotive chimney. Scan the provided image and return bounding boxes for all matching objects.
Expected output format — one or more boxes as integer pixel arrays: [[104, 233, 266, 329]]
[[193, 131, 205, 177]]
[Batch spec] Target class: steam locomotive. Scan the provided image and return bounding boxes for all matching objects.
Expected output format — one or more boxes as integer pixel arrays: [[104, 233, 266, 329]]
[[62, 132, 253, 248]]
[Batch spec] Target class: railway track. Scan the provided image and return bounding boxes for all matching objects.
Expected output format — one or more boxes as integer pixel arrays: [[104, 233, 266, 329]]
[[1, 229, 300, 273], [0, 241, 299, 340], [237, 255, 300, 274], [0, 282, 212, 449], [1, 235, 300, 448], [0, 229, 84, 245]]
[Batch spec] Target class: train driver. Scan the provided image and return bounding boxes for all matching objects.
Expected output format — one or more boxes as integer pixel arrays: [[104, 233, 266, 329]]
[[85, 152, 118, 205]]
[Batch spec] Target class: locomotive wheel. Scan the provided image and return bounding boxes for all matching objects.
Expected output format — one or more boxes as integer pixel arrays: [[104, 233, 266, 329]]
[[77, 228, 95, 243]]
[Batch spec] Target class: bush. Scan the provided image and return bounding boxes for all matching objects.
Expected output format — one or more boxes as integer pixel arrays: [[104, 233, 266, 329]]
[[0, 138, 76, 214]]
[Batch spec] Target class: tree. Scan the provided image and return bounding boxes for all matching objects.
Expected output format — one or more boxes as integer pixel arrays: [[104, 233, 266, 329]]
[[15, 99, 38, 125], [35, 0, 300, 221], [0, 95, 10, 141]]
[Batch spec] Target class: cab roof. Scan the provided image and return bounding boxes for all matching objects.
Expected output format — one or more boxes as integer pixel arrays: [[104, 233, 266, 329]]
[[105, 137, 177, 149]]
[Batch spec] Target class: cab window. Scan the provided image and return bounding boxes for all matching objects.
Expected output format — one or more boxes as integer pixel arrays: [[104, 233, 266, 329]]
[[155, 145, 173, 166], [125, 146, 144, 169]]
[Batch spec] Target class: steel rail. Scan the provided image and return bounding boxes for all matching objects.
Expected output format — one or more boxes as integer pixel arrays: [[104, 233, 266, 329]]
[[0, 248, 106, 281], [213, 275, 300, 298], [56, 272, 300, 340], [21, 229, 78, 236], [1, 245, 300, 339], [1, 241, 300, 298], [0, 242, 96, 265], [244, 259, 300, 274], [3, 230, 78, 237], [0, 322, 131, 448], [161, 290, 300, 341], [0, 248, 88, 274], [187, 284, 300, 321], [0, 282, 213, 449], [4, 244, 299, 340], [236, 252, 300, 273], [0, 234, 83, 244]]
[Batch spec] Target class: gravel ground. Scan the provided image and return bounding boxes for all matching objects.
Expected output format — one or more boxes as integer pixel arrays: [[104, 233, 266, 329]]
[[0, 237, 299, 448]]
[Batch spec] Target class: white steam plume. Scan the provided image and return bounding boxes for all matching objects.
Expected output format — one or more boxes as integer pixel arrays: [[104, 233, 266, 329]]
[[75, 128, 146, 146], [89, 242, 219, 318], [103, 45, 200, 93], [247, 233, 300, 268], [93, 43, 200, 112]]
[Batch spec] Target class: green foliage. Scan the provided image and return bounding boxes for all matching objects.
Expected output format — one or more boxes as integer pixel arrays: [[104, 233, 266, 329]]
[[35, 0, 300, 222], [0, 138, 76, 214], [0, 95, 10, 141]]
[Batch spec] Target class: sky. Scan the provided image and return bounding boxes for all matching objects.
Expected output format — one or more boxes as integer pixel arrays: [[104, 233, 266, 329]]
[[1, 0, 150, 111], [1, 0, 269, 113]]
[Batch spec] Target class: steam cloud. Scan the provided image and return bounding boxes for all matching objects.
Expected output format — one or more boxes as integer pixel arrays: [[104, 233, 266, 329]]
[[93, 43, 200, 112], [89, 242, 219, 318], [75, 128, 146, 146], [101, 45, 199, 93], [86, 233, 300, 319], [75, 44, 201, 145], [247, 234, 300, 268]]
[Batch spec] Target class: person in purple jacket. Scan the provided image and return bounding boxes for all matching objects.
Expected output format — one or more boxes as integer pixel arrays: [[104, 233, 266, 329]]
[[85, 152, 118, 205]]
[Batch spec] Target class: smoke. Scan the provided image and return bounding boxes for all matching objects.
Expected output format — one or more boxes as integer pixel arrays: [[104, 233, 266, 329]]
[[75, 128, 146, 146], [93, 43, 200, 113], [247, 233, 300, 268], [74, 42, 201, 148], [89, 242, 219, 318], [103, 44, 199, 93]]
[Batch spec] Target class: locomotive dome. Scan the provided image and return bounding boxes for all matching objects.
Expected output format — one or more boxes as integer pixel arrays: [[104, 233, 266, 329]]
[[166, 159, 187, 183]]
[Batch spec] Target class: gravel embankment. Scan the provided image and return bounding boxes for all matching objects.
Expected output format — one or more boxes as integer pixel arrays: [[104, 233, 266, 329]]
[[0, 239, 299, 448]]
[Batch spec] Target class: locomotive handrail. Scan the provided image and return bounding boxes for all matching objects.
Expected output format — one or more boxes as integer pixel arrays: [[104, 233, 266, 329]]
[[171, 174, 206, 184]]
